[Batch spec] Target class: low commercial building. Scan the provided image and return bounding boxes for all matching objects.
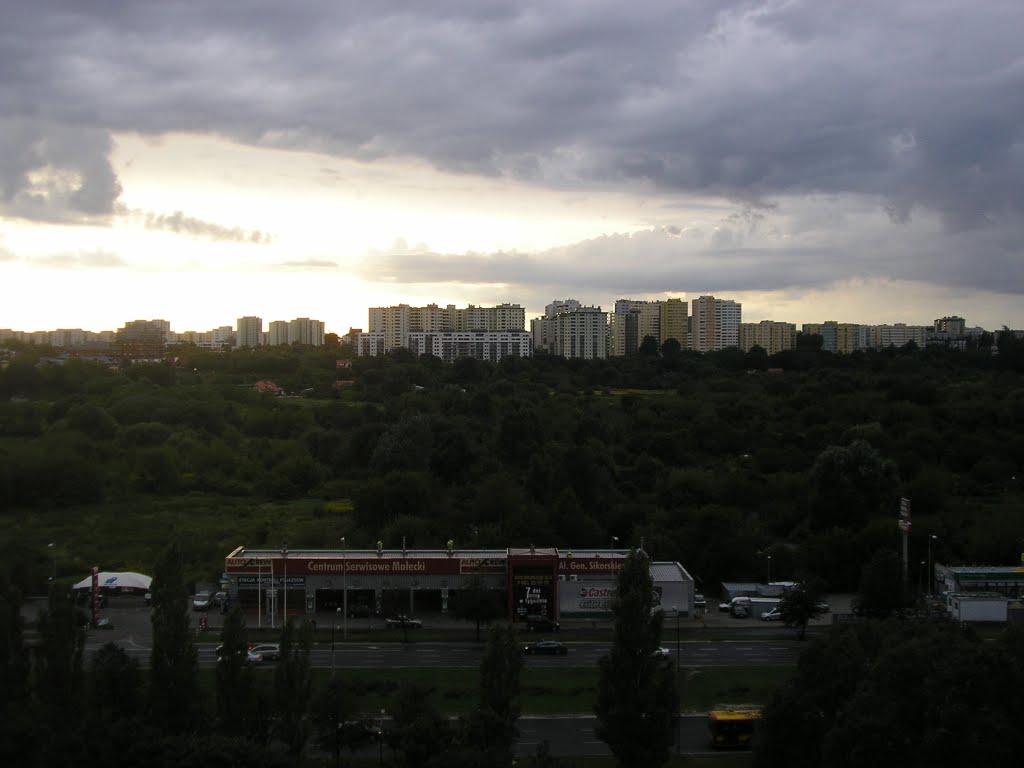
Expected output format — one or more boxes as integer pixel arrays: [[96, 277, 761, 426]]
[[222, 545, 695, 626]]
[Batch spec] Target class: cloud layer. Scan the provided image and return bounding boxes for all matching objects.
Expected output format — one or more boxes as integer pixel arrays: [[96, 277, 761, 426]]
[[2, 0, 1023, 311]]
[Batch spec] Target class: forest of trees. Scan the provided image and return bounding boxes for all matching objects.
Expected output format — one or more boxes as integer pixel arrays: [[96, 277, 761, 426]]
[[2, 335, 1023, 594]]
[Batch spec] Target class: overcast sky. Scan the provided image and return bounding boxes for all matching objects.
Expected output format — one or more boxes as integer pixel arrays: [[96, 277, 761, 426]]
[[2, 0, 1022, 334]]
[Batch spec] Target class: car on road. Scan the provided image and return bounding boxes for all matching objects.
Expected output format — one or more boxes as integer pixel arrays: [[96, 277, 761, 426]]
[[216, 644, 263, 665], [761, 607, 783, 622], [652, 647, 671, 660], [524, 615, 560, 632], [192, 591, 212, 611], [247, 643, 282, 661], [385, 615, 422, 629], [523, 640, 568, 656], [694, 594, 707, 611]]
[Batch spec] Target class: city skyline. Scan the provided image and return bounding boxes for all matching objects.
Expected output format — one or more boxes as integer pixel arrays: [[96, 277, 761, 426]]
[[2, 2, 1023, 334]]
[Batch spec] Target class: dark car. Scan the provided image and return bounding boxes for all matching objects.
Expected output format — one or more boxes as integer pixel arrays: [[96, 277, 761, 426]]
[[385, 615, 422, 629], [523, 640, 568, 656], [525, 615, 560, 632]]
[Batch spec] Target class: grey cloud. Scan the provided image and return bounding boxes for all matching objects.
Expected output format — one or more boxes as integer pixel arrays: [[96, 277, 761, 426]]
[[139, 209, 272, 244], [358, 200, 1024, 300], [0, 119, 122, 223], [4, 0, 1024, 310], [6, 1, 1023, 231]]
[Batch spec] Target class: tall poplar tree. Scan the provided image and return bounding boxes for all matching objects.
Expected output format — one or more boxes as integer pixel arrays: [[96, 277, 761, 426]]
[[149, 539, 201, 733], [595, 548, 679, 768]]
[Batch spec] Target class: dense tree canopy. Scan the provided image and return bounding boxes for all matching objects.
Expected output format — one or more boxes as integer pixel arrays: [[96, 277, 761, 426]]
[[2, 340, 1023, 593]]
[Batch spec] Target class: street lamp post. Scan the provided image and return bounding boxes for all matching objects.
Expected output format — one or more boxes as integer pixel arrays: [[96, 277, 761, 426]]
[[611, 536, 619, 550], [927, 535, 938, 596], [282, 542, 288, 624], [47, 542, 56, 582], [766, 554, 772, 585], [331, 613, 337, 678], [341, 537, 348, 641], [379, 709, 385, 765], [673, 605, 681, 754]]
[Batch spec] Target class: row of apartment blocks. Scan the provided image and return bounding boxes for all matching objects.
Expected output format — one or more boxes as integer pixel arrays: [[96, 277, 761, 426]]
[[2, 303, 988, 363], [0, 316, 326, 354], [348, 300, 983, 361]]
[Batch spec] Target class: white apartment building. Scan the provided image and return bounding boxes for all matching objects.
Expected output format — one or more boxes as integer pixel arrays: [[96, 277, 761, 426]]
[[267, 321, 289, 346], [236, 316, 263, 348], [868, 323, 929, 349], [531, 299, 582, 352], [355, 332, 386, 357], [552, 306, 608, 360], [368, 303, 526, 352], [406, 330, 532, 362], [287, 318, 326, 346], [738, 321, 797, 355], [690, 296, 741, 352]]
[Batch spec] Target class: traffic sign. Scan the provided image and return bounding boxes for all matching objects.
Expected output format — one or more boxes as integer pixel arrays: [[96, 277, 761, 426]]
[[898, 519, 912, 533], [899, 497, 911, 519]]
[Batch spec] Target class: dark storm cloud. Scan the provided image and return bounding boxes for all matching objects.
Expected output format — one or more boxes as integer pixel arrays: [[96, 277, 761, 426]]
[[4, 1, 1023, 286]]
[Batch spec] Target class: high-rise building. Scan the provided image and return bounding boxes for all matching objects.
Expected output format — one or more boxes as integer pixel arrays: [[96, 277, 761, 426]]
[[868, 323, 929, 349], [406, 330, 532, 362], [267, 321, 289, 346], [287, 318, 326, 346], [236, 316, 263, 348], [609, 298, 688, 356], [368, 303, 525, 352], [690, 296, 741, 352], [738, 321, 797, 355], [934, 316, 967, 336], [552, 306, 608, 360]]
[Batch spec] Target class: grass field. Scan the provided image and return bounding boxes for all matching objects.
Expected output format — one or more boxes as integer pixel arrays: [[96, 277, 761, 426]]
[[198, 665, 790, 717]]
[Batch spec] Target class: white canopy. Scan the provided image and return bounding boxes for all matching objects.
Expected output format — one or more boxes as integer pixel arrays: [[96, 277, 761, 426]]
[[72, 571, 152, 591]]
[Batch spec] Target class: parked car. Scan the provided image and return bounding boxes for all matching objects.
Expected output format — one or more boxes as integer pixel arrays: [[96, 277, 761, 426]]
[[694, 594, 707, 610], [731, 605, 749, 619], [144, 592, 152, 607], [192, 591, 212, 611], [525, 615, 560, 632], [247, 643, 282, 661], [761, 607, 783, 622], [213, 591, 229, 607], [523, 640, 568, 656], [385, 615, 422, 629]]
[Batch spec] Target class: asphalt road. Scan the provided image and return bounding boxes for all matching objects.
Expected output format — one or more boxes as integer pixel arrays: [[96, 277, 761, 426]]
[[24, 595, 799, 755]]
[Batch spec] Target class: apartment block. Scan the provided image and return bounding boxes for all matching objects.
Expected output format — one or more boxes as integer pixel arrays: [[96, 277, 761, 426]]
[[738, 321, 797, 355], [690, 296, 741, 352], [552, 306, 608, 360], [368, 303, 525, 351], [236, 316, 263, 348], [406, 330, 532, 362], [868, 323, 929, 349], [287, 318, 326, 346], [609, 298, 687, 356]]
